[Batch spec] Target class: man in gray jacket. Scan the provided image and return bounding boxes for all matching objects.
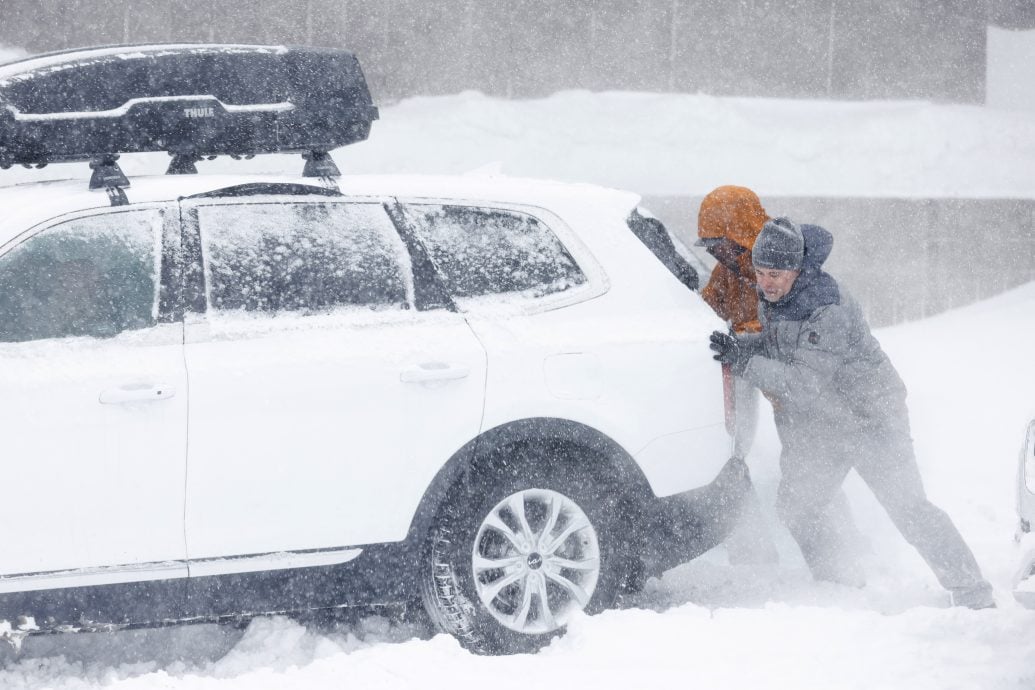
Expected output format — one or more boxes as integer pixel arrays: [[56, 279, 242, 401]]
[[709, 217, 994, 608]]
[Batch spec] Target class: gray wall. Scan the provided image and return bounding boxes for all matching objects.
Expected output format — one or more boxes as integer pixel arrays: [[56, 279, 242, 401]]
[[644, 196, 1035, 327], [2, 1, 1028, 104]]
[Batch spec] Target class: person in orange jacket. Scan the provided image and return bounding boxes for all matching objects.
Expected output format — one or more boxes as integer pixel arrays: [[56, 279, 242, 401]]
[[696, 185, 768, 336]]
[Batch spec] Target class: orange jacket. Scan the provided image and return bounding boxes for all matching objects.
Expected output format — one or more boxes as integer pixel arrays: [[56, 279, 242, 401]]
[[697, 186, 769, 334]]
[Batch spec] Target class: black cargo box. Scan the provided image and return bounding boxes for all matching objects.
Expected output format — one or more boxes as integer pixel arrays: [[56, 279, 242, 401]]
[[0, 44, 379, 168]]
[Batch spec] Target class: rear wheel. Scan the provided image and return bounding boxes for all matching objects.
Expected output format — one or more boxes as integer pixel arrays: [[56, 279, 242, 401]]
[[420, 449, 625, 654]]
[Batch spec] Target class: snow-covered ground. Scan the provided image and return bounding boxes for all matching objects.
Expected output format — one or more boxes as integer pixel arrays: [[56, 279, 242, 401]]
[[1, 45, 1034, 689]]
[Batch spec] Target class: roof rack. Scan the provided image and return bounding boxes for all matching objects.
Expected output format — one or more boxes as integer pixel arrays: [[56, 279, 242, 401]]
[[0, 44, 379, 204]]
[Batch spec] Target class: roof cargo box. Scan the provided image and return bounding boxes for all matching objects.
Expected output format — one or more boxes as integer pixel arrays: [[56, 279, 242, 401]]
[[0, 44, 379, 170]]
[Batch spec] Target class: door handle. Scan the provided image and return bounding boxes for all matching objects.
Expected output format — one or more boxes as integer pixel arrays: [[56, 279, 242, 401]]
[[99, 383, 177, 405], [400, 363, 470, 384]]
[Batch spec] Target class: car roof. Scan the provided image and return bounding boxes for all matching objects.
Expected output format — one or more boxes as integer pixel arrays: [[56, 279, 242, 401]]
[[0, 173, 642, 247]]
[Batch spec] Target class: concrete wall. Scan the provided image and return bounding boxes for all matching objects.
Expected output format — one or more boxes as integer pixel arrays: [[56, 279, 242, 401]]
[[0, 0, 996, 104], [643, 196, 1035, 327]]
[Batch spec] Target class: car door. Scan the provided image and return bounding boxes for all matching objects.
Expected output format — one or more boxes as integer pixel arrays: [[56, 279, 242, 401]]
[[179, 192, 486, 573], [0, 206, 189, 586]]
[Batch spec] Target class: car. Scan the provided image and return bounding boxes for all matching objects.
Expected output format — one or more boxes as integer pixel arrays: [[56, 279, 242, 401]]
[[0, 44, 745, 656], [1014, 419, 1035, 608]]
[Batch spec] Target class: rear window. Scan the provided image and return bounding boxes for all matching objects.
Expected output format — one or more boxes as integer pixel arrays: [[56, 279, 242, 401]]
[[399, 204, 586, 299]]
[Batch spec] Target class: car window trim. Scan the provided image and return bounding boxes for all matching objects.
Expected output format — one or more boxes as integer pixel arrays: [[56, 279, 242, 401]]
[[179, 205, 206, 315], [384, 200, 457, 313], [159, 203, 185, 323]]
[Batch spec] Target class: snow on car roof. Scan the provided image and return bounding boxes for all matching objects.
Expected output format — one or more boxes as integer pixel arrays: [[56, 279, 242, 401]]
[[0, 172, 642, 247]]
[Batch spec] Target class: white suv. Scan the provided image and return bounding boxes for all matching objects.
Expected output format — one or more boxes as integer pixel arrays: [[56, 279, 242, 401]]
[[0, 171, 744, 653]]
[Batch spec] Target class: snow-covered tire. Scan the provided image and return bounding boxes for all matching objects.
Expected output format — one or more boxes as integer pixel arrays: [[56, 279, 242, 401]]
[[419, 446, 625, 655]]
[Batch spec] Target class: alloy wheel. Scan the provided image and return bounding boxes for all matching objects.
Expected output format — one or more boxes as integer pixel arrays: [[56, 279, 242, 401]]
[[471, 488, 601, 635]]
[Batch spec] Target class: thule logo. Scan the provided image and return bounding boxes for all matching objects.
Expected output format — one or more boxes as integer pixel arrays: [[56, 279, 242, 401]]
[[184, 107, 215, 119]]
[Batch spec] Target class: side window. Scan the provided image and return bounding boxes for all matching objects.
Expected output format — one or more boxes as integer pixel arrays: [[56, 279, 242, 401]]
[[399, 204, 587, 299], [197, 202, 409, 314], [0, 211, 160, 343]]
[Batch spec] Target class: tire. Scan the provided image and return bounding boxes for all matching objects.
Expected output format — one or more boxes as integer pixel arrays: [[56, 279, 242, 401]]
[[419, 444, 626, 655]]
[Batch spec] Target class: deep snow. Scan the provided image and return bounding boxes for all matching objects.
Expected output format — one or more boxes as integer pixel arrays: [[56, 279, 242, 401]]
[[0, 47, 1033, 688]]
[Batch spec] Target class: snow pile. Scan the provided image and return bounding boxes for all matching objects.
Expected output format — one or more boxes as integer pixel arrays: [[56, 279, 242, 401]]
[[338, 91, 1035, 199], [0, 45, 26, 64], [0, 89, 1032, 200]]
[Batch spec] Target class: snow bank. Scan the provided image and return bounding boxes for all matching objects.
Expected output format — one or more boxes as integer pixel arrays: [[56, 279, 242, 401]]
[[338, 91, 1035, 199], [0, 45, 26, 64], [1, 89, 1032, 200]]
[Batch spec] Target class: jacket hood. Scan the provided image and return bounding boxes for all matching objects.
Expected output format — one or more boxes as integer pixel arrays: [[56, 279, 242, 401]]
[[697, 185, 769, 249], [763, 222, 839, 321], [799, 223, 833, 274]]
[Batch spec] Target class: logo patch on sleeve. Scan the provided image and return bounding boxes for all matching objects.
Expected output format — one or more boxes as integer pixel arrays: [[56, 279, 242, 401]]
[[808, 331, 820, 345]]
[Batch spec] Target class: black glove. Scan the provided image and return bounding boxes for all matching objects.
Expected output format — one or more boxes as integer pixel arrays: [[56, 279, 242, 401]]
[[704, 237, 747, 275], [709, 330, 750, 375]]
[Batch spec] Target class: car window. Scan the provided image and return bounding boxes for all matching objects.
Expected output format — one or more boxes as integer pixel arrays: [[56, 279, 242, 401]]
[[197, 201, 409, 314], [0, 210, 160, 343], [399, 204, 586, 299]]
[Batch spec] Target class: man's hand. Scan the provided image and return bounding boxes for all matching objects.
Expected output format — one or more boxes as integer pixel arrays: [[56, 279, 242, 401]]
[[710, 330, 750, 375]]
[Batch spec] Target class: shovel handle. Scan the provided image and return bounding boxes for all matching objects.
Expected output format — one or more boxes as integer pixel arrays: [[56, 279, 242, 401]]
[[722, 362, 737, 437]]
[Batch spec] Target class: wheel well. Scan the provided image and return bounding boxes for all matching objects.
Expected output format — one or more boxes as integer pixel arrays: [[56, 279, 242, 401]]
[[404, 418, 654, 546]]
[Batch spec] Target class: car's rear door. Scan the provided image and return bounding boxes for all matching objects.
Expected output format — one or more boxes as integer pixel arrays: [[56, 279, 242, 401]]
[[0, 205, 189, 591], [178, 190, 486, 573]]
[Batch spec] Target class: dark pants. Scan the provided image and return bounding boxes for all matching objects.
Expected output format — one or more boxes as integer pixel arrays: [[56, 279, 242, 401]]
[[775, 406, 989, 595]]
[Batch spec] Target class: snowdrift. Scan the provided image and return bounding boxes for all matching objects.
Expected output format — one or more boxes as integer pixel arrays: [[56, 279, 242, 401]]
[[0, 88, 1032, 200]]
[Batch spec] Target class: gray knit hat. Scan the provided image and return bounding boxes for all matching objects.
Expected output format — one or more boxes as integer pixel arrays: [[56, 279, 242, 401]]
[[752, 217, 804, 270]]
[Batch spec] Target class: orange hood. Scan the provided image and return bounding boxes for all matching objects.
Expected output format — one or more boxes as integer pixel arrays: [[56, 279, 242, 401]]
[[697, 185, 769, 250]]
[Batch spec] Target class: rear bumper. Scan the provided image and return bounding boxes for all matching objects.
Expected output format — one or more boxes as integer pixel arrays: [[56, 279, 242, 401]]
[[639, 455, 753, 577]]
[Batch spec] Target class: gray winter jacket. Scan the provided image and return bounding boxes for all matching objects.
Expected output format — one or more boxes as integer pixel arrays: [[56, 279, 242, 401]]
[[739, 225, 906, 432]]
